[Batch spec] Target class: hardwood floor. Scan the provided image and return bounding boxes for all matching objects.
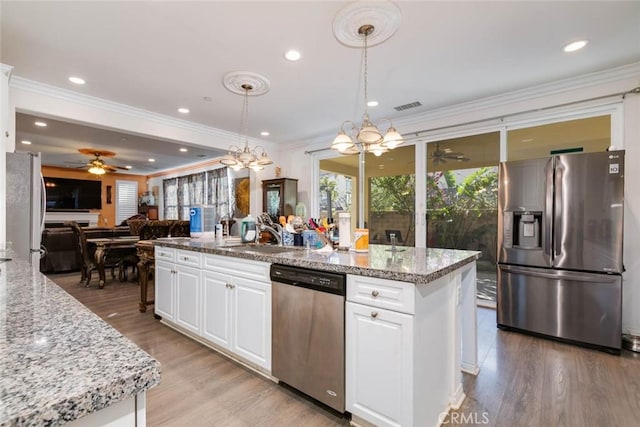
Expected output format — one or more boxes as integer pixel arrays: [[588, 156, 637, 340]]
[[49, 272, 640, 427]]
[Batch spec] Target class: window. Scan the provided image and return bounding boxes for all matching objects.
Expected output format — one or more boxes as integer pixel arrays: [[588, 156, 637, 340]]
[[163, 178, 178, 220], [115, 180, 138, 225], [207, 167, 232, 219]]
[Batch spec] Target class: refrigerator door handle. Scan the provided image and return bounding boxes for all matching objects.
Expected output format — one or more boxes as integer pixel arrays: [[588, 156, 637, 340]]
[[500, 265, 619, 283], [553, 160, 564, 260], [39, 173, 46, 232], [544, 159, 554, 261]]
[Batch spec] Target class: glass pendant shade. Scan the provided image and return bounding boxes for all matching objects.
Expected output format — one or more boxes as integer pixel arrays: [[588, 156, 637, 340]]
[[220, 153, 238, 166], [257, 152, 273, 165], [382, 127, 404, 149], [357, 121, 383, 145], [331, 131, 355, 151]]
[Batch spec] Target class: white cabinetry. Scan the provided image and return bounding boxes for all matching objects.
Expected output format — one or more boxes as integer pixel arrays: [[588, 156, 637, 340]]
[[202, 254, 271, 371], [154, 247, 176, 321], [154, 247, 202, 335], [346, 273, 463, 427]]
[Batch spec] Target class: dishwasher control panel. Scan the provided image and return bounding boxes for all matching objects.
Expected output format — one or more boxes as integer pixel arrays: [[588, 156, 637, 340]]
[[270, 264, 346, 296]]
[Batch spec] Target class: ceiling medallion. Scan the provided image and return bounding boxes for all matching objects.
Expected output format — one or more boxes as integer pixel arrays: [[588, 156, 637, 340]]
[[332, 0, 402, 48], [223, 71, 270, 96]]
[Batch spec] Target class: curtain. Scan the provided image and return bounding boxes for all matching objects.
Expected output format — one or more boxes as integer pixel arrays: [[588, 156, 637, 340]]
[[177, 172, 206, 220], [163, 178, 178, 219], [207, 167, 231, 220]]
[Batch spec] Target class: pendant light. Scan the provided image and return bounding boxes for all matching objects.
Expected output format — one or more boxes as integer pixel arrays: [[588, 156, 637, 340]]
[[331, 23, 403, 156], [220, 81, 273, 171]]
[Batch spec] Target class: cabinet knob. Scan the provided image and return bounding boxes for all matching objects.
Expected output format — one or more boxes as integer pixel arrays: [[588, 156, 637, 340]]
[[371, 290, 379, 297], [226, 283, 235, 289], [229, 284, 235, 289], [371, 311, 378, 318]]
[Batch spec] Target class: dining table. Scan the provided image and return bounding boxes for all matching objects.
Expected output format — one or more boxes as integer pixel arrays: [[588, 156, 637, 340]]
[[86, 236, 140, 288]]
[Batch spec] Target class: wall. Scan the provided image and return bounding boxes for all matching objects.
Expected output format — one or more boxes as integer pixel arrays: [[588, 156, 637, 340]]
[[42, 166, 148, 227]]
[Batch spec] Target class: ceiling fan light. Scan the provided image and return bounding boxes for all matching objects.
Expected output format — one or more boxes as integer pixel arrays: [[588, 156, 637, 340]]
[[88, 166, 106, 175], [331, 131, 355, 151], [382, 127, 404, 149]]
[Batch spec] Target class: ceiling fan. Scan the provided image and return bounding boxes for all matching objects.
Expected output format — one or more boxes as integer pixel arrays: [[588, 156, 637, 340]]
[[429, 143, 470, 165], [77, 148, 129, 175]]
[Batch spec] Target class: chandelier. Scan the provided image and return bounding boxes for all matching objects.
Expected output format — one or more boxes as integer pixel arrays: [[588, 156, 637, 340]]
[[331, 24, 403, 157], [220, 83, 273, 171]]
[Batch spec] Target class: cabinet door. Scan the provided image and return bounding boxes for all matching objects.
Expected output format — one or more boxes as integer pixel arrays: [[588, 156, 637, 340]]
[[202, 270, 233, 349], [232, 277, 271, 370], [346, 302, 414, 427], [174, 264, 201, 335], [155, 261, 175, 321]]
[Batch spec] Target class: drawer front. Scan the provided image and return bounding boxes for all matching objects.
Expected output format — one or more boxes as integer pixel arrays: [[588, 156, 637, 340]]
[[204, 254, 270, 282], [347, 275, 415, 315], [176, 249, 202, 268], [155, 246, 176, 262]]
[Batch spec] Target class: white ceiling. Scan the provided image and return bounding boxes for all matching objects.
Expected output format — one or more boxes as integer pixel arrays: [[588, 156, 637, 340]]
[[2, 1, 640, 173]]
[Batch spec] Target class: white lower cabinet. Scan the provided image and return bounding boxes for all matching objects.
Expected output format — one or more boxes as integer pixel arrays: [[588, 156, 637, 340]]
[[202, 255, 271, 371], [346, 301, 414, 427], [155, 248, 202, 335], [174, 264, 202, 335], [231, 276, 271, 369], [157, 250, 272, 372], [202, 270, 233, 348], [155, 260, 175, 321]]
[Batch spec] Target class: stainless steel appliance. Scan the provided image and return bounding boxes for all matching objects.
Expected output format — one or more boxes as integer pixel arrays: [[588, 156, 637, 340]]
[[497, 150, 624, 351], [5, 152, 45, 264], [271, 263, 346, 412]]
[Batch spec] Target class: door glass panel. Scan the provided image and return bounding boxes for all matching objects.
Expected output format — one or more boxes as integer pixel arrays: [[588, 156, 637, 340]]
[[319, 156, 358, 233], [427, 132, 500, 303], [507, 115, 610, 160], [366, 145, 416, 246]]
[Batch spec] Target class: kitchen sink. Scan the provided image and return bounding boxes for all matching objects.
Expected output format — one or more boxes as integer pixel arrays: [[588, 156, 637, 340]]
[[226, 244, 299, 255]]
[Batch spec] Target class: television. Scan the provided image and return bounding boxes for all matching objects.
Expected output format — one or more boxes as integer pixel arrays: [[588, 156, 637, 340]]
[[44, 177, 102, 210]]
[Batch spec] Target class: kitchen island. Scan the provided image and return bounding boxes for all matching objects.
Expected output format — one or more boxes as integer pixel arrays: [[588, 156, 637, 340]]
[[154, 239, 480, 427], [0, 253, 161, 426]]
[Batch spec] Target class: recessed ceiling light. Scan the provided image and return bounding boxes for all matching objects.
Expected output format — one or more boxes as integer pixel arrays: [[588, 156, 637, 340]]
[[125, 165, 132, 169], [284, 49, 302, 61], [367, 101, 379, 107], [179, 148, 188, 152], [21, 140, 32, 145], [148, 158, 155, 162], [564, 40, 588, 53], [68, 76, 85, 85], [178, 107, 190, 114], [34, 121, 47, 127], [260, 131, 270, 137]]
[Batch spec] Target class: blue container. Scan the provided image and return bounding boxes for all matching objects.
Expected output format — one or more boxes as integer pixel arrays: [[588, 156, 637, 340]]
[[190, 205, 216, 238], [302, 230, 318, 248]]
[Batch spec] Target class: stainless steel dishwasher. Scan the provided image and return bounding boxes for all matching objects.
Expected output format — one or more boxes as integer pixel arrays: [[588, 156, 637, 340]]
[[271, 263, 346, 413]]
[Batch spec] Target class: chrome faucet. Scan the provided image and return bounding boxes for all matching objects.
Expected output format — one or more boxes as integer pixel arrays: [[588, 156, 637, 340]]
[[256, 214, 283, 245]]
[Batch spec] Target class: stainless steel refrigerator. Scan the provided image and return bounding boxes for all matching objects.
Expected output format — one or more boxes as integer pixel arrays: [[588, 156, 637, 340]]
[[6, 152, 45, 265], [497, 150, 624, 351]]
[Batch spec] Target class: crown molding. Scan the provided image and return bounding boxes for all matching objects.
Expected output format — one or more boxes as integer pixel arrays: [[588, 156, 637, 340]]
[[1, 63, 13, 79], [9, 76, 271, 149], [287, 61, 640, 152]]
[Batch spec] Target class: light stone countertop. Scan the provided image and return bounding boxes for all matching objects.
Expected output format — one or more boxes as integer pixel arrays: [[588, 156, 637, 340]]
[[0, 251, 161, 427], [154, 239, 481, 285]]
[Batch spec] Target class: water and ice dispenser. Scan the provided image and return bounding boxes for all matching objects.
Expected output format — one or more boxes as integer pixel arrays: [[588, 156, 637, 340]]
[[503, 211, 542, 249]]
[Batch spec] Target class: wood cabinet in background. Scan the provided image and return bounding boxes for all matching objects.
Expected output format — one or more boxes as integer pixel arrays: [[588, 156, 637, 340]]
[[262, 178, 297, 219]]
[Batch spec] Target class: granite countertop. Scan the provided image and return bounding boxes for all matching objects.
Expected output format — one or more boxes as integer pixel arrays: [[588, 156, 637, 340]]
[[0, 252, 161, 427], [154, 239, 480, 285]]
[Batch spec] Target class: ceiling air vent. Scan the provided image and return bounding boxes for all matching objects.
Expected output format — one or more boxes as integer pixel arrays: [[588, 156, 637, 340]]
[[394, 101, 422, 111]]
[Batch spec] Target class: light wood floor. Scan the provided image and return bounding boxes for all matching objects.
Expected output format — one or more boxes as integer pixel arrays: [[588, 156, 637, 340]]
[[49, 272, 640, 427]]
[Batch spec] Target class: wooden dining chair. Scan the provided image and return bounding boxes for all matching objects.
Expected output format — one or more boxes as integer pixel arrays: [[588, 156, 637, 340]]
[[66, 221, 120, 287]]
